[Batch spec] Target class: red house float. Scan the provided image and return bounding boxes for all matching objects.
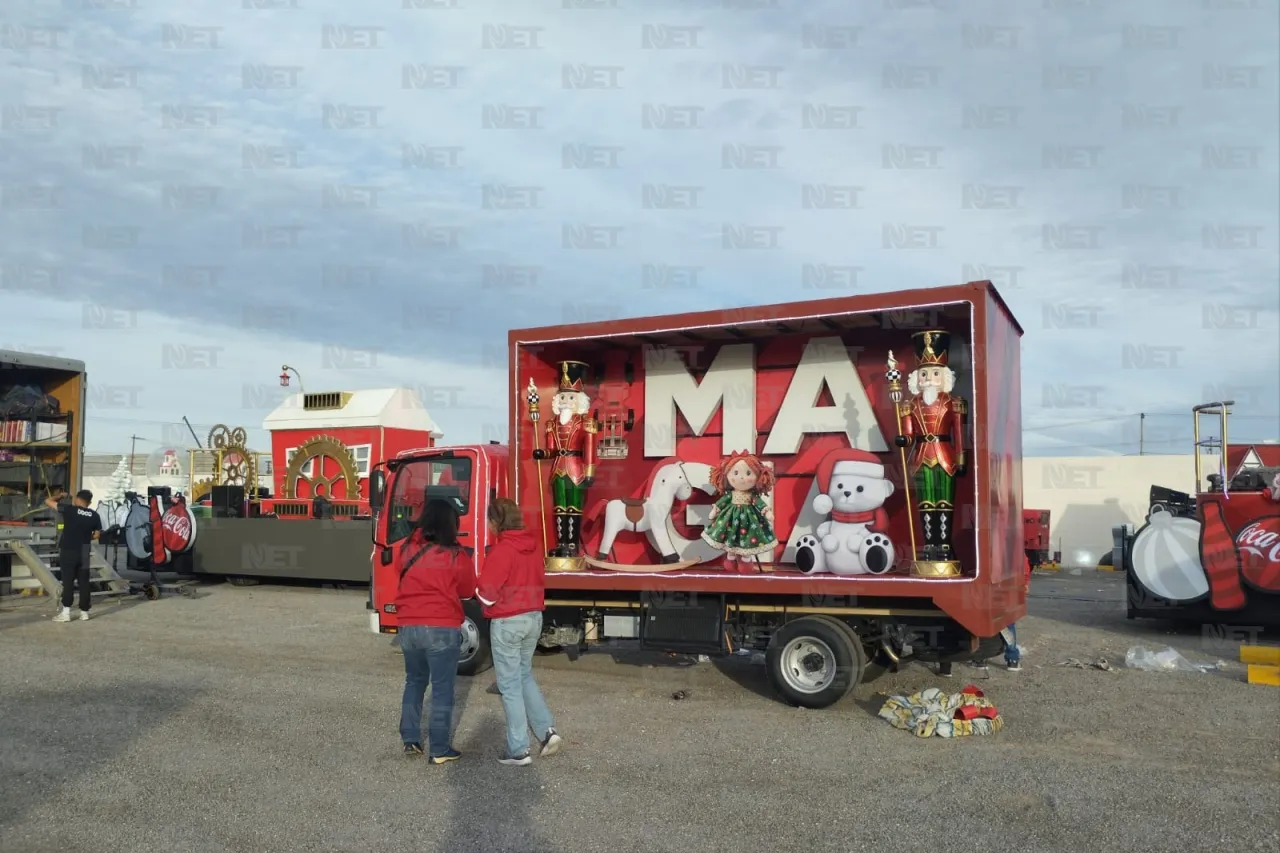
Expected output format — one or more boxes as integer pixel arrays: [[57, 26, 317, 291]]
[[189, 388, 442, 585], [262, 388, 443, 511], [370, 281, 1029, 709]]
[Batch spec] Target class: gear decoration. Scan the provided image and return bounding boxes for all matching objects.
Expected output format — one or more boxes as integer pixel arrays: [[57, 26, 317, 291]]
[[192, 424, 258, 501], [281, 435, 360, 500], [189, 478, 214, 504]]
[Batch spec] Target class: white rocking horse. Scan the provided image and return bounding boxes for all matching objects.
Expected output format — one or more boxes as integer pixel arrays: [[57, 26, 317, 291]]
[[586, 458, 696, 569]]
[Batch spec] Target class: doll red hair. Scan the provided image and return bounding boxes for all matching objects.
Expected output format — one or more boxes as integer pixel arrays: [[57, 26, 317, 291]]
[[709, 451, 775, 495]]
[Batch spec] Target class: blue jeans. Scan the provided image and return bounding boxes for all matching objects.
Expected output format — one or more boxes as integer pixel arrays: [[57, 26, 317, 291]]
[[398, 625, 461, 757], [1001, 624, 1020, 665], [491, 611, 555, 757]]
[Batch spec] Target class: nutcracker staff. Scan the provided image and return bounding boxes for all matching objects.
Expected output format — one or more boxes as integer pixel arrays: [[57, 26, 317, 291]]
[[531, 361, 598, 557], [894, 331, 967, 565]]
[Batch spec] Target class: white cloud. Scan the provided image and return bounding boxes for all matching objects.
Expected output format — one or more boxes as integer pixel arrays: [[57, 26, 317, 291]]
[[1, 0, 1276, 458]]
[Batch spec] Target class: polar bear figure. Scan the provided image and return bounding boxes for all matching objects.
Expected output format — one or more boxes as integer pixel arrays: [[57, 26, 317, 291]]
[[795, 448, 896, 576]]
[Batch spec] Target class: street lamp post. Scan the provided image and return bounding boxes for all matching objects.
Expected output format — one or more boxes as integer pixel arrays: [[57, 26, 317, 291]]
[[279, 365, 305, 396]]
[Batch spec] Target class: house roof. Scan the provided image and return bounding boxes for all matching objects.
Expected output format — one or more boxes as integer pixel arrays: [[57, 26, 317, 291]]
[[262, 388, 443, 437], [1228, 443, 1280, 476]]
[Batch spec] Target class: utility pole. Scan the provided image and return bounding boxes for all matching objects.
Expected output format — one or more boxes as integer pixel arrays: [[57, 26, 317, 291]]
[[1139, 413, 1145, 456], [129, 434, 142, 475]]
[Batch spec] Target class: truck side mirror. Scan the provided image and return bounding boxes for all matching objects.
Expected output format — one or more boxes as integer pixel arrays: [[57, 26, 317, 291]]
[[369, 468, 385, 518]]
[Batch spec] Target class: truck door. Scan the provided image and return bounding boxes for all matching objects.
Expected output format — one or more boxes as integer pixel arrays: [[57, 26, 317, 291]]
[[370, 450, 480, 631]]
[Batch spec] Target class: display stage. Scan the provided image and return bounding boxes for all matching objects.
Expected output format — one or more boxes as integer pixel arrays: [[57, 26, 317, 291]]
[[191, 518, 372, 584]]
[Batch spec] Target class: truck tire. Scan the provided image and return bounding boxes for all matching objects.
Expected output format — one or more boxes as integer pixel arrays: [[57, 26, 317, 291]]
[[458, 601, 493, 676], [809, 615, 875, 689], [766, 616, 866, 709]]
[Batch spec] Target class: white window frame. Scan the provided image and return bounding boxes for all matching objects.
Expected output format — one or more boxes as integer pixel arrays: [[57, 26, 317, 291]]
[[348, 444, 372, 477], [284, 447, 315, 477]]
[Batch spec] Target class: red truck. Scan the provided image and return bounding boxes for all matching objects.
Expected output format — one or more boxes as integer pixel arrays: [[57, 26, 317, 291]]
[[369, 281, 1027, 708], [1023, 509, 1051, 567]]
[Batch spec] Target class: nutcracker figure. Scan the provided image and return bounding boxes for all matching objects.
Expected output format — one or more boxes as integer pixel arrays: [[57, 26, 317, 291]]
[[532, 361, 598, 557], [894, 331, 967, 566]]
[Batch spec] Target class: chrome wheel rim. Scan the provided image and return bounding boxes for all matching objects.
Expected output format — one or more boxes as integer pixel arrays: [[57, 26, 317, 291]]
[[459, 617, 480, 664], [780, 636, 837, 694]]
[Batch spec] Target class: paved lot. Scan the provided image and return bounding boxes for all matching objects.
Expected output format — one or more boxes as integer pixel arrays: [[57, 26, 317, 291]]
[[1, 572, 1277, 853]]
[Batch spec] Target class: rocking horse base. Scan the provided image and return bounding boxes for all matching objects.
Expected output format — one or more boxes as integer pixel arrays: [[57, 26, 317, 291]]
[[584, 557, 699, 573], [545, 556, 586, 573]]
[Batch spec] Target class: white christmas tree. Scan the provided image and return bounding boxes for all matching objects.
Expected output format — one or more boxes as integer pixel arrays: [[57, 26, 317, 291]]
[[104, 457, 133, 504]]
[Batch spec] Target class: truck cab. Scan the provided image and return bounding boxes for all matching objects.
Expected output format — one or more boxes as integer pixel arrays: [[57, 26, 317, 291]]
[[369, 443, 508, 674]]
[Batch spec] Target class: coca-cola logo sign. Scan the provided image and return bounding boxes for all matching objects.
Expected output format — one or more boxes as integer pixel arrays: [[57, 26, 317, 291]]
[[161, 502, 195, 553], [1236, 515, 1280, 592]]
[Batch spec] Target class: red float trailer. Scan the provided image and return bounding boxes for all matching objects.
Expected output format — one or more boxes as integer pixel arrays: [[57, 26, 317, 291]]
[[1124, 403, 1280, 629], [369, 281, 1027, 708]]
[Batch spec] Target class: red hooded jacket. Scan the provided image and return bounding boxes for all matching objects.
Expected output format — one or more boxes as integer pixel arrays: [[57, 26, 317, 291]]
[[395, 532, 477, 628], [476, 529, 545, 620]]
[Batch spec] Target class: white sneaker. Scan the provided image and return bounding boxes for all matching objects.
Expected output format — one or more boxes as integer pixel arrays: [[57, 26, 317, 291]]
[[539, 729, 563, 758], [78, 610, 90, 621], [52, 607, 71, 623]]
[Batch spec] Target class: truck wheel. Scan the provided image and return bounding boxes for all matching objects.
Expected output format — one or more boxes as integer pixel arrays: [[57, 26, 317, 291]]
[[457, 601, 493, 676], [766, 616, 865, 709], [810, 615, 875, 688]]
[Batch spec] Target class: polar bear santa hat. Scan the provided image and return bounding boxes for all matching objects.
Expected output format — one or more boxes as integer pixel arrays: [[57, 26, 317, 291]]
[[812, 448, 892, 530]]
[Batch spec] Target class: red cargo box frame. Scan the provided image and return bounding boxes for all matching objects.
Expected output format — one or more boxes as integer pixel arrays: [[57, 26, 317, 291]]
[[507, 281, 1025, 638]]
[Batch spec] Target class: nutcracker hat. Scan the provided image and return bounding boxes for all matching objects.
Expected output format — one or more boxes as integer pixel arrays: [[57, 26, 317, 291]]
[[911, 330, 951, 369], [557, 361, 590, 394], [814, 447, 886, 495]]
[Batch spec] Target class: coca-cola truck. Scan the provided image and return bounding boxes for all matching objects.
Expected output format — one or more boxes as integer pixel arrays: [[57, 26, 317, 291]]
[[369, 281, 1028, 708], [1123, 402, 1280, 628]]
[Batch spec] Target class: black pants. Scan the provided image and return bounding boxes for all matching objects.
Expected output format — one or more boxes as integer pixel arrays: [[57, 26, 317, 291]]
[[59, 550, 91, 611]]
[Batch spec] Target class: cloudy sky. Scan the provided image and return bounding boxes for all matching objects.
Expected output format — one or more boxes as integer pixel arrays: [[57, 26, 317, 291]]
[[2, 0, 1276, 463]]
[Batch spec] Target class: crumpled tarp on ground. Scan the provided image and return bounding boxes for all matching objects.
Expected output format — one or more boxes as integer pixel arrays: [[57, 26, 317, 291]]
[[878, 685, 1003, 737]]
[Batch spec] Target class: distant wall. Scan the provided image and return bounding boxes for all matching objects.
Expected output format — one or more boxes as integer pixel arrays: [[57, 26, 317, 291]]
[[1022, 454, 1218, 568]]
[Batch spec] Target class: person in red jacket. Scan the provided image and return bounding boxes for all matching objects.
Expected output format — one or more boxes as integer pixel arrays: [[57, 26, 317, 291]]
[[395, 499, 477, 763], [477, 498, 563, 766]]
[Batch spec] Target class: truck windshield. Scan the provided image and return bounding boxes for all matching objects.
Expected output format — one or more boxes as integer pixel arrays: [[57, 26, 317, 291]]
[[385, 457, 473, 544]]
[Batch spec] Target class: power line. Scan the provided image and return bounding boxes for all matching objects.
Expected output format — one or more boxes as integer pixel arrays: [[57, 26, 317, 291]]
[[1024, 413, 1273, 433]]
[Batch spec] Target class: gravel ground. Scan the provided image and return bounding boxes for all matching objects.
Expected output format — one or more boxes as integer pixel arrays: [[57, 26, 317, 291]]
[[1, 572, 1277, 853]]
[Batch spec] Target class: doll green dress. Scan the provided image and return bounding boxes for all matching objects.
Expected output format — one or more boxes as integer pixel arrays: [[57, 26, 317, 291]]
[[701, 489, 778, 557]]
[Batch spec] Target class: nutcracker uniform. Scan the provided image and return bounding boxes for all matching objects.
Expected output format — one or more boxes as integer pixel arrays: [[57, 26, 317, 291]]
[[545, 361, 598, 557], [898, 331, 966, 562]]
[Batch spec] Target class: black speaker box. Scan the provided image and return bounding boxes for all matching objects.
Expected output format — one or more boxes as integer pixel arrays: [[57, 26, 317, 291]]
[[211, 485, 246, 518]]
